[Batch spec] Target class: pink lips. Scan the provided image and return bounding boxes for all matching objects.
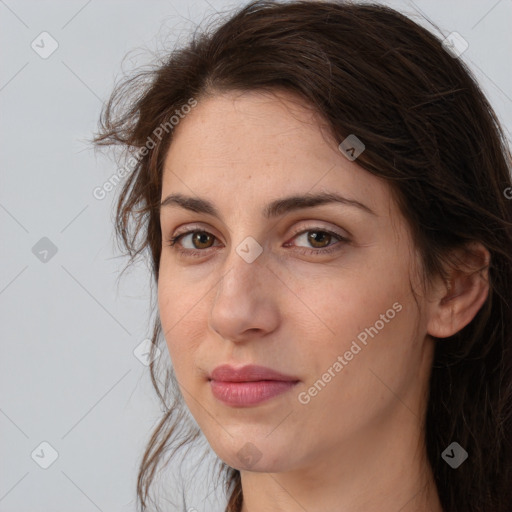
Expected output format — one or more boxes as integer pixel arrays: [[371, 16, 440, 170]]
[[209, 364, 299, 407]]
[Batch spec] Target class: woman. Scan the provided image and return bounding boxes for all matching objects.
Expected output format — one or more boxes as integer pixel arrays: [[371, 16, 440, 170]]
[[93, 1, 512, 511]]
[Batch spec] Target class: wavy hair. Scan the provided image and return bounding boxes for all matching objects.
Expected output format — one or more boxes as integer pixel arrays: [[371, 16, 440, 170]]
[[93, 2, 512, 511]]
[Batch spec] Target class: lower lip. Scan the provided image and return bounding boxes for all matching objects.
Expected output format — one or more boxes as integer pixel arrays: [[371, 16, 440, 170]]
[[210, 380, 298, 406]]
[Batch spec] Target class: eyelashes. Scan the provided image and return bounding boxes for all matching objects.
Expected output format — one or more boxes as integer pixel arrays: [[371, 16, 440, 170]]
[[165, 226, 349, 258]]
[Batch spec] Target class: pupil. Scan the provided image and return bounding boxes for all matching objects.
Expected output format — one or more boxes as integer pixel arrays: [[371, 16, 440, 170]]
[[194, 232, 211, 248], [309, 231, 330, 248]]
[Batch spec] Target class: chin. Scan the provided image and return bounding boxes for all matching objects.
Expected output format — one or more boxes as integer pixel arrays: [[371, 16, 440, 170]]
[[207, 434, 296, 473]]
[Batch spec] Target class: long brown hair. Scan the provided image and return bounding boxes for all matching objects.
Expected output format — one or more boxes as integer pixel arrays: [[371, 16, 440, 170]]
[[93, 2, 512, 511]]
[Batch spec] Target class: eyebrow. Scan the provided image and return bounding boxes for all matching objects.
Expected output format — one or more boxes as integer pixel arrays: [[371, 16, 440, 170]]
[[160, 191, 376, 219]]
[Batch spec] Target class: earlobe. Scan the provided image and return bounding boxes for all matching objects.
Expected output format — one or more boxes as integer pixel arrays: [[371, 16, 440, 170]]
[[426, 243, 490, 339]]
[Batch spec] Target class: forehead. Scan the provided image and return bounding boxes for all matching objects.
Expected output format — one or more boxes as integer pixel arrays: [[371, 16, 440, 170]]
[[166, 90, 331, 167], [161, 90, 392, 219]]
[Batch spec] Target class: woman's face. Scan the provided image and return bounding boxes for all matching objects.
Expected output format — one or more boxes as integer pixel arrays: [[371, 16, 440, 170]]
[[158, 90, 435, 473]]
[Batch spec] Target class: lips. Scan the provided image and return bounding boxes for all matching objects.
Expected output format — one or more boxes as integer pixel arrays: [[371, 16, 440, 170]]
[[209, 364, 299, 383], [208, 364, 300, 407]]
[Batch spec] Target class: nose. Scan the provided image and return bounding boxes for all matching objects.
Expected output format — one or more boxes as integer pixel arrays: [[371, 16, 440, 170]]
[[208, 245, 280, 343]]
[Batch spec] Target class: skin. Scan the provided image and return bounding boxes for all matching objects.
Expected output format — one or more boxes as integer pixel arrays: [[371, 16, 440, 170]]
[[157, 89, 490, 512]]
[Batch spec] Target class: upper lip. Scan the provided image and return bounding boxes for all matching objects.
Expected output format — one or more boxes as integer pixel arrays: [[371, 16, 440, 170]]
[[209, 364, 299, 382]]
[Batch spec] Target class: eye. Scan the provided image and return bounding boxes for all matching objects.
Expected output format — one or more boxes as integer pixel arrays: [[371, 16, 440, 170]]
[[168, 230, 219, 252], [292, 229, 337, 249], [165, 226, 349, 258], [285, 227, 349, 254]]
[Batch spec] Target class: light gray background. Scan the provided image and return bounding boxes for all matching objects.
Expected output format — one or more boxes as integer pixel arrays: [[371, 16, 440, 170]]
[[1, 1, 511, 511]]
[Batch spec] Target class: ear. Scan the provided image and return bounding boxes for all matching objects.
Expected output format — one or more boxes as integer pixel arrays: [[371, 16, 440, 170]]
[[426, 242, 490, 339]]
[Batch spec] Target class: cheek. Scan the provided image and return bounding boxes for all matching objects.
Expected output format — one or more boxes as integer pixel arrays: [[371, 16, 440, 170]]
[[292, 295, 421, 442], [292, 251, 418, 378], [157, 273, 204, 375], [304, 257, 407, 328]]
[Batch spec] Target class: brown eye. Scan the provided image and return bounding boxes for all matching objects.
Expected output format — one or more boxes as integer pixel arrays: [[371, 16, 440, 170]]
[[191, 231, 215, 249], [307, 231, 332, 248]]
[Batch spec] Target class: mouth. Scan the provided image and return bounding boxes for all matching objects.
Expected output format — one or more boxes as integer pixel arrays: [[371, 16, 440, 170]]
[[208, 364, 300, 407]]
